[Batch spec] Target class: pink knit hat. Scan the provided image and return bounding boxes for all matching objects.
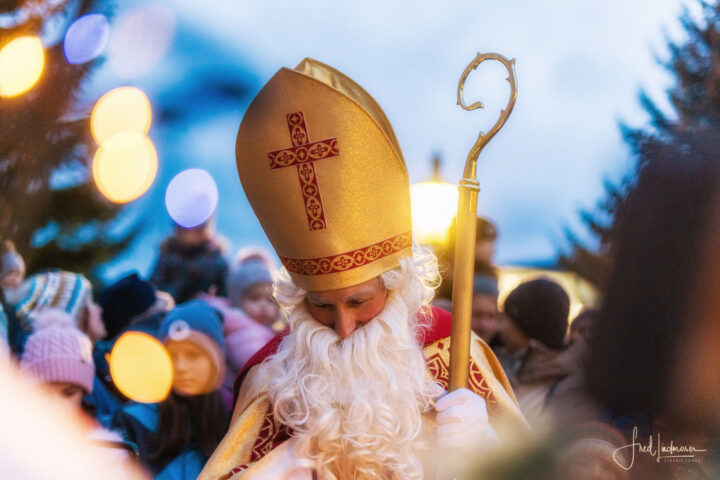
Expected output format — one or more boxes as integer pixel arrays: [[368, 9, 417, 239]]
[[20, 309, 95, 394]]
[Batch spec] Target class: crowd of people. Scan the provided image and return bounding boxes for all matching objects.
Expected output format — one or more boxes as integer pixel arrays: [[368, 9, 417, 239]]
[[0, 219, 284, 478], [2, 57, 719, 480]]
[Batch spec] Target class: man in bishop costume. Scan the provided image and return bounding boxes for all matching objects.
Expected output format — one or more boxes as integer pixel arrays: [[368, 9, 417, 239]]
[[199, 59, 530, 480]]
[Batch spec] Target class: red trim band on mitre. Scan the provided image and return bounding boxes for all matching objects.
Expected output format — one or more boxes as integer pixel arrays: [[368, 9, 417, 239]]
[[279, 231, 412, 276]]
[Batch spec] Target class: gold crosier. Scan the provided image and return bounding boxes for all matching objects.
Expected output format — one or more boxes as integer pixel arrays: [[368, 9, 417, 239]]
[[449, 53, 518, 391]]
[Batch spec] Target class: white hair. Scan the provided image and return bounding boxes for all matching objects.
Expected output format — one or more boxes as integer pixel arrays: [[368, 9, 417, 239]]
[[259, 245, 441, 479]]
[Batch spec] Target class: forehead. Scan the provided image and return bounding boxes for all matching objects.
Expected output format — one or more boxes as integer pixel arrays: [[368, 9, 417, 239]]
[[306, 277, 385, 303], [245, 282, 273, 295], [165, 339, 206, 355]]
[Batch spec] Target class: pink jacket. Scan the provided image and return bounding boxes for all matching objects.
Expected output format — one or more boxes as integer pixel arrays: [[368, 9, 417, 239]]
[[220, 305, 275, 409]]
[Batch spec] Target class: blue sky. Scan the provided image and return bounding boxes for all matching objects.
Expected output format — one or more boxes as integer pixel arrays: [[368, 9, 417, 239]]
[[93, 0, 688, 280]]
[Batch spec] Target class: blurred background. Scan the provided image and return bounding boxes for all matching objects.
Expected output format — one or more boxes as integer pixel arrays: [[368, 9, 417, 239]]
[[0, 0, 694, 295]]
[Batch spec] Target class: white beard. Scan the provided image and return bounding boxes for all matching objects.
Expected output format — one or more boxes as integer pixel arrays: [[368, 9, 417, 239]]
[[260, 252, 440, 480]]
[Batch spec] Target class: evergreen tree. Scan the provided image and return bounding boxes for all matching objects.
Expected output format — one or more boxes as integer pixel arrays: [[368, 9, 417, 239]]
[[0, 0, 136, 281], [560, 0, 720, 289]]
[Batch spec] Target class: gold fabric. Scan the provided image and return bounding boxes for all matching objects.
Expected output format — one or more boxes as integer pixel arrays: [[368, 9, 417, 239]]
[[198, 332, 531, 480], [235, 58, 412, 291]]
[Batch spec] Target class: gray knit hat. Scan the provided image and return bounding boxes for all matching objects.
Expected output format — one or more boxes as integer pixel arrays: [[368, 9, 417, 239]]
[[228, 260, 272, 304]]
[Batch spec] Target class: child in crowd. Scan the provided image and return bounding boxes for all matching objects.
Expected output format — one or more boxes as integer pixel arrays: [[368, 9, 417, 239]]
[[470, 274, 500, 344], [98, 272, 175, 341], [111, 301, 229, 479], [150, 220, 229, 303], [201, 248, 279, 408], [19, 310, 137, 474], [13, 271, 106, 344], [0, 240, 25, 305], [227, 250, 281, 332], [12, 270, 119, 426]]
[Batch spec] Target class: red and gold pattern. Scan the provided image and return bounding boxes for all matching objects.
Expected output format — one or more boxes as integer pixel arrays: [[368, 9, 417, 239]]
[[222, 465, 248, 480], [279, 231, 411, 276], [200, 308, 529, 480], [250, 407, 290, 461], [425, 340, 498, 414], [236, 59, 413, 292], [267, 112, 339, 231]]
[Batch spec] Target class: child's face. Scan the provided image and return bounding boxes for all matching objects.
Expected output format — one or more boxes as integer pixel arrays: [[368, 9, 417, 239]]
[[240, 282, 278, 328], [44, 382, 85, 411], [166, 339, 215, 396], [471, 293, 498, 342], [81, 300, 107, 343], [1, 269, 23, 290]]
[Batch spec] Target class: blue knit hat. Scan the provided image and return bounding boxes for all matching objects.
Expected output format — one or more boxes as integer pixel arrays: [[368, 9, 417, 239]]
[[160, 300, 225, 351], [159, 300, 226, 391]]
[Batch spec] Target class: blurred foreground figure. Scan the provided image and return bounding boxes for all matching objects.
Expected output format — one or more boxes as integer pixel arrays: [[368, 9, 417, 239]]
[[13, 309, 146, 479], [199, 59, 529, 480], [586, 150, 720, 479]]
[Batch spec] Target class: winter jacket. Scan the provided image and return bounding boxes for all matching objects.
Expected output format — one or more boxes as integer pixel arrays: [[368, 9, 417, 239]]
[[508, 338, 594, 428], [221, 307, 274, 409], [150, 237, 228, 304], [111, 402, 206, 479]]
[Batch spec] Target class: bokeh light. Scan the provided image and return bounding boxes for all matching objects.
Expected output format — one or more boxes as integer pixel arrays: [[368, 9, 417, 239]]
[[107, 4, 175, 79], [410, 181, 458, 245], [63, 13, 110, 65], [93, 132, 158, 203], [165, 169, 219, 228], [91, 86, 152, 145], [109, 332, 173, 403], [0, 36, 44, 98]]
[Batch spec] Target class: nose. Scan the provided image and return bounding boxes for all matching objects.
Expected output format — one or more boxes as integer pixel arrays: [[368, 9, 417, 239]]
[[173, 355, 187, 374], [334, 308, 358, 339]]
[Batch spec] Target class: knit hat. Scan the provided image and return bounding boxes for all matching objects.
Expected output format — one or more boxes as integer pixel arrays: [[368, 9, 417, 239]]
[[14, 271, 93, 331], [473, 274, 499, 299], [503, 278, 569, 350], [20, 309, 95, 394], [98, 273, 157, 339], [159, 300, 226, 390], [228, 260, 273, 305], [0, 248, 24, 280]]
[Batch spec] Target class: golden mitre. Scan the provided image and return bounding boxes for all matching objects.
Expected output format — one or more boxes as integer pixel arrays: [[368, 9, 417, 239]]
[[236, 58, 412, 291]]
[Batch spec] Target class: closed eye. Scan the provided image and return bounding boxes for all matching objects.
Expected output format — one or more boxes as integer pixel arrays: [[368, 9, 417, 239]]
[[312, 303, 333, 309]]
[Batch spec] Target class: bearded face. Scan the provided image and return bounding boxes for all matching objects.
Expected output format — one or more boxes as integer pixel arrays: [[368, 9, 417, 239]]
[[260, 252, 440, 480]]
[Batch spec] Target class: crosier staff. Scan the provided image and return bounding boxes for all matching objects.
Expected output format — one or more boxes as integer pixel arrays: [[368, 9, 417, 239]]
[[449, 53, 518, 391]]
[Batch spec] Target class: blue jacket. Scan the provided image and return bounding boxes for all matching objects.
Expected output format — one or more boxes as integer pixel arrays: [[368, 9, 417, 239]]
[[112, 402, 206, 479]]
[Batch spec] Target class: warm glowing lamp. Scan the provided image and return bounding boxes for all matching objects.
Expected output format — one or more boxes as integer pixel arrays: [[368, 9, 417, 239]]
[[90, 86, 152, 145], [0, 36, 45, 97], [109, 331, 173, 403], [410, 155, 458, 245], [92, 132, 157, 203]]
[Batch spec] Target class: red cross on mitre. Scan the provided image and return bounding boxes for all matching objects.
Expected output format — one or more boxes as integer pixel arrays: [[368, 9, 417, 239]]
[[267, 112, 340, 231]]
